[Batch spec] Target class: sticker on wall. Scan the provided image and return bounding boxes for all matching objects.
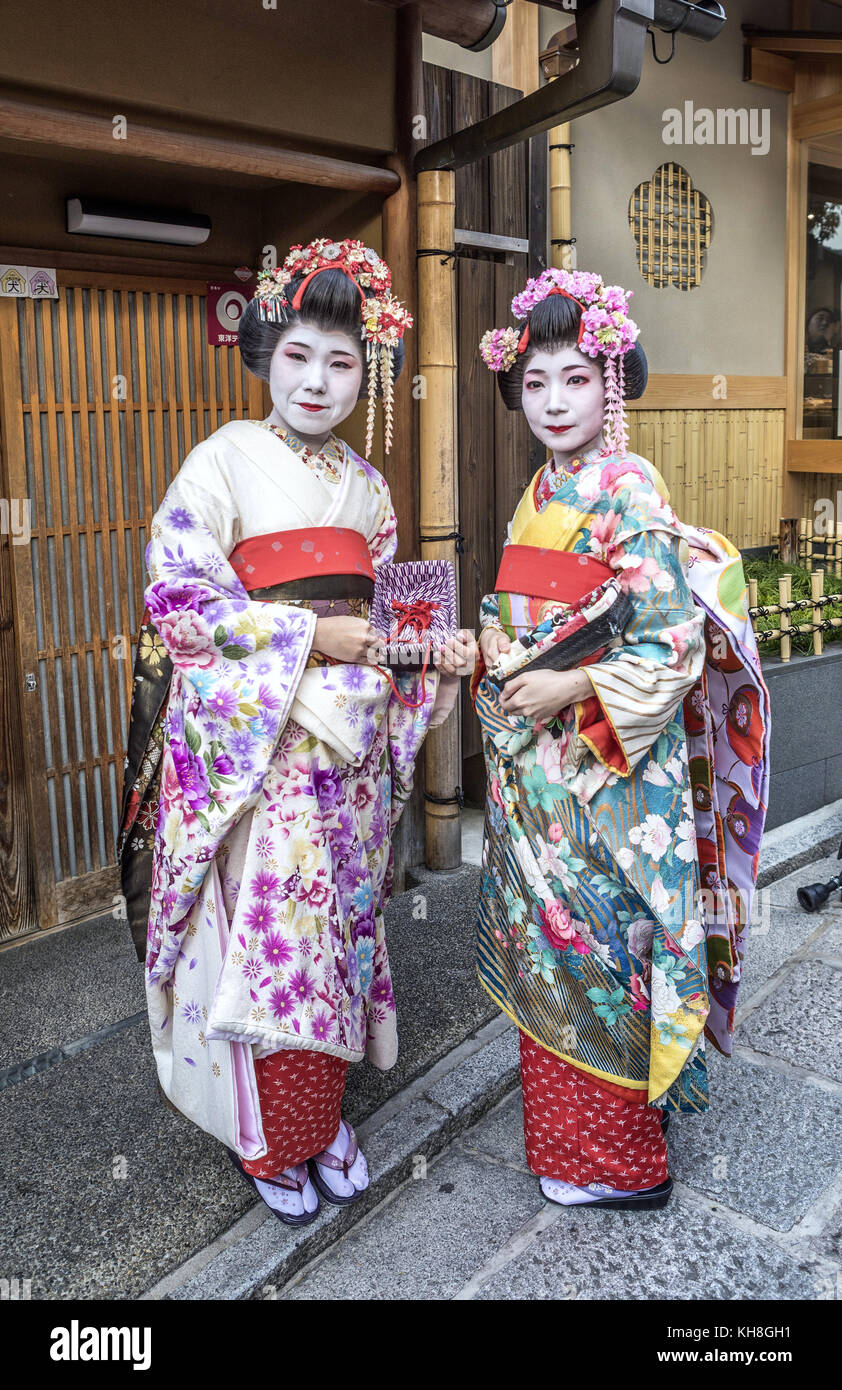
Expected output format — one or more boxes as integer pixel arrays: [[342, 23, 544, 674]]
[[0, 266, 30, 297], [207, 282, 249, 345], [0, 265, 59, 298], [628, 163, 713, 290], [28, 268, 58, 298]]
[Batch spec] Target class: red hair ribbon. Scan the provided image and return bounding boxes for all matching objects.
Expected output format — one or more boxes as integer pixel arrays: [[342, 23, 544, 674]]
[[517, 287, 587, 356]]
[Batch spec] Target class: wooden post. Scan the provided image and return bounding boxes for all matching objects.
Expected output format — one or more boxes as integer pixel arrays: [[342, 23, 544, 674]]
[[835, 522, 842, 579], [779, 516, 799, 563], [806, 513, 814, 570], [382, 2, 423, 891], [0, 299, 54, 933], [382, 2, 422, 565], [417, 169, 461, 869], [748, 577, 758, 612]]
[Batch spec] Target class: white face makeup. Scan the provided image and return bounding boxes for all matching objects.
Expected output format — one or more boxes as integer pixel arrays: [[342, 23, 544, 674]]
[[520, 345, 606, 466], [266, 322, 364, 448]]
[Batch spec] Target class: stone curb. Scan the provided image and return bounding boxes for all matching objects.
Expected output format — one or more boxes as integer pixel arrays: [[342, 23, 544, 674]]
[[141, 1015, 520, 1301], [755, 798, 842, 890]]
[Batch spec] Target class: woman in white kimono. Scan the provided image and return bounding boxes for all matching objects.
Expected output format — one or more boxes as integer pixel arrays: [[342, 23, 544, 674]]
[[118, 238, 475, 1224]]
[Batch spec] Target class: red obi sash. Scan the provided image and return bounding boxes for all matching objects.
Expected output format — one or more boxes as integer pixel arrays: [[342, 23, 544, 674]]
[[495, 545, 613, 602], [229, 526, 375, 592], [474, 542, 628, 777]]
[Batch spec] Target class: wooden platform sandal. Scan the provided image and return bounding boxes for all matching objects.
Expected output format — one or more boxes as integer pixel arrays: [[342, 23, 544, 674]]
[[307, 1121, 366, 1206], [226, 1148, 319, 1227]]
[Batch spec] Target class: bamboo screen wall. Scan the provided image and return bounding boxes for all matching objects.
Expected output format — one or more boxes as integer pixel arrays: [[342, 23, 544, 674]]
[[0, 274, 262, 937], [627, 408, 786, 550]]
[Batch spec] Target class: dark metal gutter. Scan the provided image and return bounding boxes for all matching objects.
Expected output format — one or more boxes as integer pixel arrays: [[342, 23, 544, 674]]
[[415, 0, 653, 173]]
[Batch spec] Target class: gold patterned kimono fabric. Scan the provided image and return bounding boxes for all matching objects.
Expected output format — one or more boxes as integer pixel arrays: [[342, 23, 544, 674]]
[[253, 420, 345, 482]]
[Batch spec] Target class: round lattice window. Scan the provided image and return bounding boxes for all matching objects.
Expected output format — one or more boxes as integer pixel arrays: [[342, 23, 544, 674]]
[[629, 162, 713, 290]]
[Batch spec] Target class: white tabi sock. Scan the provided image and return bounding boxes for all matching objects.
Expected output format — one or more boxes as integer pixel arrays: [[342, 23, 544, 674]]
[[254, 1166, 319, 1217], [540, 1175, 643, 1206], [313, 1119, 370, 1198]]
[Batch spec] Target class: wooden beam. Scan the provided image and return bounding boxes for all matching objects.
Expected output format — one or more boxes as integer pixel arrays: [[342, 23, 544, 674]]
[[0, 96, 400, 194], [627, 376, 787, 411], [743, 46, 796, 94], [491, 0, 540, 96], [793, 92, 842, 139], [0, 244, 248, 283], [747, 36, 842, 55], [787, 440, 842, 473]]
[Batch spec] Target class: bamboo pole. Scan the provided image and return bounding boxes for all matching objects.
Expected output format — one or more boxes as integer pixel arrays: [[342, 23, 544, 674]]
[[812, 569, 824, 656], [549, 122, 573, 270], [748, 577, 758, 612], [779, 574, 791, 661], [417, 169, 461, 869]]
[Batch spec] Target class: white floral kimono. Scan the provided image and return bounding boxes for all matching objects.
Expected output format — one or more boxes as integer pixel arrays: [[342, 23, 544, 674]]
[[139, 419, 443, 1158]]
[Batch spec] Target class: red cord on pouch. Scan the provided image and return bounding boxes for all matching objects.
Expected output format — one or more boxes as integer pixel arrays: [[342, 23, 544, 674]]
[[374, 598, 439, 709]]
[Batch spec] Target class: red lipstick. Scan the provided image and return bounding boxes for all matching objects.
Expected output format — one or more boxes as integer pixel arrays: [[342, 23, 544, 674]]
[[298, 403, 327, 412]]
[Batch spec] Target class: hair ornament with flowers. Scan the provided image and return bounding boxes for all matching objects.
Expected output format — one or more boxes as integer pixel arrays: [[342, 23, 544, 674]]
[[479, 267, 641, 456], [254, 237, 413, 457]]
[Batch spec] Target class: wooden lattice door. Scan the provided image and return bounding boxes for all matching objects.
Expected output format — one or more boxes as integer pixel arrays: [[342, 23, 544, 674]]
[[0, 271, 263, 941]]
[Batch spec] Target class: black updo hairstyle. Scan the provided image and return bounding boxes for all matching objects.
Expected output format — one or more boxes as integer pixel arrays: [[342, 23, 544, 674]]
[[496, 291, 648, 411], [238, 265, 405, 400]]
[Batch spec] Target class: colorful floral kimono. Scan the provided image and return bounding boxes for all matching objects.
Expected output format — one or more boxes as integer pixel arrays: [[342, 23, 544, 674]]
[[473, 444, 769, 1182], [118, 419, 443, 1163]]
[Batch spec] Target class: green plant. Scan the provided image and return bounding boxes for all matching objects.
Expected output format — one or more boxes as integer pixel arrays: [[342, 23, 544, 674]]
[[744, 558, 842, 655]]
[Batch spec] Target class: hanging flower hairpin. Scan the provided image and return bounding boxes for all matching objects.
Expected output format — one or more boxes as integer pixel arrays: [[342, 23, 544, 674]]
[[254, 238, 413, 457]]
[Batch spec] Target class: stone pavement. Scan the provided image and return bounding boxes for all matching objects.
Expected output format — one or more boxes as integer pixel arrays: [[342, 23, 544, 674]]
[[1, 810, 841, 1301], [0, 863, 491, 1299], [276, 850, 842, 1301]]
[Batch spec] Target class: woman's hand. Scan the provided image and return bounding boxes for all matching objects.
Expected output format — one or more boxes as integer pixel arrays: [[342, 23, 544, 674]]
[[480, 627, 511, 667], [498, 667, 594, 722], [312, 616, 381, 664], [436, 629, 477, 677]]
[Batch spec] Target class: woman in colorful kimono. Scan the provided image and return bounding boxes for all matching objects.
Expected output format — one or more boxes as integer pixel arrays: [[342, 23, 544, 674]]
[[472, 269, 769, 1210], [118, 237, 475, 1225]]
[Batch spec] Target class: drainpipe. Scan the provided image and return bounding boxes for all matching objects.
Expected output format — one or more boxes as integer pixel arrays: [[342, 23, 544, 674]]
[[415, 0, 654, 172]]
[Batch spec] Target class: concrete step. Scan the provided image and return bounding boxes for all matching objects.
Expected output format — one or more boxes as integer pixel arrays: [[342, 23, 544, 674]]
[[143, 1014, 521, 1300]]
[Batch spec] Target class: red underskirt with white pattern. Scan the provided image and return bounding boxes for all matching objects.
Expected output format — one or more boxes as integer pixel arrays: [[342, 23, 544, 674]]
[[519, 1031, 669, 1191], [239, 1047, 349, 1178]]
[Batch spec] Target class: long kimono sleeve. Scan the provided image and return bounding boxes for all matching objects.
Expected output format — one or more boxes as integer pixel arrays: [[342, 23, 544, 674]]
[[144, 457, 317, 983], [571, 523, 705, 779], [366, 471, 444, 829]]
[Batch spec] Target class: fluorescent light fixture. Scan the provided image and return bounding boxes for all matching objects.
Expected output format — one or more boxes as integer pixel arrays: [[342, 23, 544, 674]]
[[66, 197, 211, 245]]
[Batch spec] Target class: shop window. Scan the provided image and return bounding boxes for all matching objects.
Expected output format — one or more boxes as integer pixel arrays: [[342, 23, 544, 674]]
[[803, 155, 842, 439]]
